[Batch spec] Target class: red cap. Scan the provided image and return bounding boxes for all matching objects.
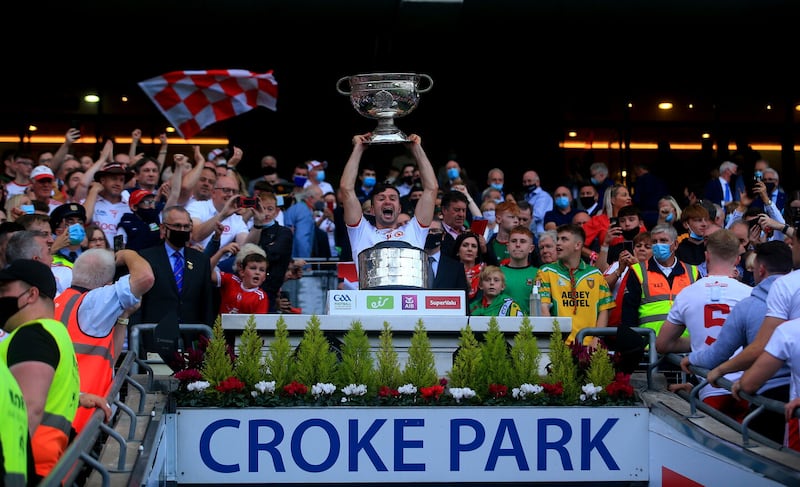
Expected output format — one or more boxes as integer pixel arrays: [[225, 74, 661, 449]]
[[129, 189, 154, 209]]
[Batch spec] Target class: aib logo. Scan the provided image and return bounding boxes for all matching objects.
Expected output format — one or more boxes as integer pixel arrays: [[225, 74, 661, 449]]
[[402, 295, 417, 310], [367, 296, 394, 309]]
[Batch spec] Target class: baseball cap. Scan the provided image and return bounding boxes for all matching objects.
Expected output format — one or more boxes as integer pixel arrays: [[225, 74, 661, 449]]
[[0, 259, 57, 300], [129, 189, 155, 209], [94, 163, 134, 183], [307, 160, 327, 170], [31, 165, 55, 181]]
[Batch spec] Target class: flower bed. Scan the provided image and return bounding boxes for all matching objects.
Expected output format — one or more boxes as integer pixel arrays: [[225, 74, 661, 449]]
[[169, 315, 638, 408]]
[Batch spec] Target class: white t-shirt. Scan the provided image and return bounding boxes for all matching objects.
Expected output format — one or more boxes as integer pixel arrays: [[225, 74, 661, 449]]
[[764, 317, 800, 403], [89, 194, 131, 247], [346, 216, 429, 272], [765, 269, 800, 321], [185, 199, 249, 249], [51, 263, 73, 298], [665, 275, 753, 400]]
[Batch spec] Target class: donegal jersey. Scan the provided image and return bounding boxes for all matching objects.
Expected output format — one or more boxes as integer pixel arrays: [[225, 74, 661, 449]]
[[537, 260, 614, 345], [500, 264, 539, 315]]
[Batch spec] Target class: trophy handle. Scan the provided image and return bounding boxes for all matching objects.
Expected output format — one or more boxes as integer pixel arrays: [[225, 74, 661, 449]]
[[417, 74, 434, 93], [336, 76, 352, 95]]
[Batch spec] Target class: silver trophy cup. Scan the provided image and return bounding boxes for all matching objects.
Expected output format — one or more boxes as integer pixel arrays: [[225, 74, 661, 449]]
[[336, 72, 433, 144]]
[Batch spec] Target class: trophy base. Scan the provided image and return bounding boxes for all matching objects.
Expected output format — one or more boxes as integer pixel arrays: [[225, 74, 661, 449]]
[[367, 131, 409, 145]]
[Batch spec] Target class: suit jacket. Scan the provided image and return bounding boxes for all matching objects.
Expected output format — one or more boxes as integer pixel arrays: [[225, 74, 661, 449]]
[[703, 178, 727, 206], [138, 243, 215, 326], [431, 251, 470, 298]]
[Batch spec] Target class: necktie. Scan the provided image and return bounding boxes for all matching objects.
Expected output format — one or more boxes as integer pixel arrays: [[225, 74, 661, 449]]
[[172, 251, 184, 293], [724, 182, 731, 202], [427, 255, 436, 288]]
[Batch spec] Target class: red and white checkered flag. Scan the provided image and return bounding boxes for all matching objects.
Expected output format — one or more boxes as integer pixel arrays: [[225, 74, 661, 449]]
[[138, 69, 278, 139]]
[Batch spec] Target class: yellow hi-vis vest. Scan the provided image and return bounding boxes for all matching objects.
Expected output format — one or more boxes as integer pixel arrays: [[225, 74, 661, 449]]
[[0, 359, 28, 487]]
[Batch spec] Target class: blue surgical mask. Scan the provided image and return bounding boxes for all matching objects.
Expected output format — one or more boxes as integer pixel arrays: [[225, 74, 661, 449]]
[[665, 213, 674, 223], [490, 183, 503, 191], [68, 223, 86, 246], [315, 171, 326, 183], [690, 231, 703, 240], [364, 176, 376, 188], [652, 243, 672, 261], [482, 210, 495, 221], [293, 175, 308, 187], [493, 198, 504, 205], [590, 177, 599, 185], [263, 219, 276, 227], [555, 196, 570, 210], [447, 168, 460, 180]]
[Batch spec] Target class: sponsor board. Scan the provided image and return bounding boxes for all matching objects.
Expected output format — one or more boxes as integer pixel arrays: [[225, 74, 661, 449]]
[[327, 290, 465, 315]]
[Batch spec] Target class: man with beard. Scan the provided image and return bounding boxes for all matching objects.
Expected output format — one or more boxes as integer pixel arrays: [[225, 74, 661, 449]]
[[117, 189, 162, 251], [340, 133, 438, 279]]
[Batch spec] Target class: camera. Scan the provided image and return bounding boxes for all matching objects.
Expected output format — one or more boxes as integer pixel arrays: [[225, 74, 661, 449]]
[[237, 196, 258, 208], [791, 206, 800, 229], [609, 217, 620, 228], [754, 171, 763, 182]]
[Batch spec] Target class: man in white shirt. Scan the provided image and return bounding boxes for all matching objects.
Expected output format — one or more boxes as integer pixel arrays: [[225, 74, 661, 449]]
[[88, 163, 133, 245], [185, 174, 260, 250]]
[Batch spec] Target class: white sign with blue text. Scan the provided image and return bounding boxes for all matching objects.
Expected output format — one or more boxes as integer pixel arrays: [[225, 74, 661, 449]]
[[174, 406, 649, 484]]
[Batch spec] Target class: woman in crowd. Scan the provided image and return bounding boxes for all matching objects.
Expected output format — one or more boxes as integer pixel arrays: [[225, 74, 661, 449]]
[[85, 223, 111, 249], [581, 183, 632, 259], [656, 195, 683, 233], [453, 231, 484, 301]]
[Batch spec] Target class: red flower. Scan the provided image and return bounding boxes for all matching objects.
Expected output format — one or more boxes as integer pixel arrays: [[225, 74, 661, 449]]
[[215, 376, 246, 393], [378, 386, 399, 398], [542, 382, 564, 396], [606, 373, 634, 399], [488, 383, 508, 398], [420, 385, 444, 400], [439, 377, 449, 387], [283, 381, 308, 397], [174, 368, 202, 383]]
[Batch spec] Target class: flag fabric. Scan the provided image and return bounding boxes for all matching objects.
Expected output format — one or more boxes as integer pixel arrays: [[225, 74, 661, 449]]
[[138, 69, 278, 139]]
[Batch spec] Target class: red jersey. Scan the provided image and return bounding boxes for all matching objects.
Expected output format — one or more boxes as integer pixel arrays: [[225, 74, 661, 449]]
[[219, 272, 269, 315]]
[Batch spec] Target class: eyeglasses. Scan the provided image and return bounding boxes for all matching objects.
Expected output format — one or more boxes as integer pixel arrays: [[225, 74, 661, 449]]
[[138, 199, 156, 207], [215, 187, 237, 194], [89, 237, 107, 243], [164, 223, 192, 231], [17, 160, 33, 166], [30, 230, 51, 237]]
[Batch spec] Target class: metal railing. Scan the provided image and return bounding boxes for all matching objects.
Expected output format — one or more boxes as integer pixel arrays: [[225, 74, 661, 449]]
[[575, 326, 658, 389], [128, 323, 214, 373]]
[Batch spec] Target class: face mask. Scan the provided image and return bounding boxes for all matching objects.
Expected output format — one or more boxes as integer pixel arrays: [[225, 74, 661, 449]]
[[665, 213, 674, 223], [137, 208, 160, 224], [482, 210, 495, 222], [424, 233, 442, 250], [0, 291, 28, 328], [554, 196, 570, 210], [166, 228, 191, 248], [689, 231, 703, 240], [402, 176, 413, 185], [524, 184, 537, 193], [364, 176, 376, 188], [313, 200, 325, 211], [652, 243, 672, 261], [263, 219, 276, 227], [293, 175, 308, 187], [590, 177, 599, 185], [580, 196, 595, 209], [493, 198, 504, 205], [621, 228, 640, 241], [315, 171, 326, 183], [447, 168, 460, 180], [765, 182, 776, 194], [490, 183, 503, 191], [68, 223, 86, 245]]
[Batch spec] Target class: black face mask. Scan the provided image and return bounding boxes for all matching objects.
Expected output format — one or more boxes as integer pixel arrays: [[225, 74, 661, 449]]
[[137, 208, 160, 224], [166, 228, 191, 248], [580, 196, 596, 209], [621, 228, 640, 241], [402, 176, 414, 185], [424, 233, 443, 250], [765, 182, 776, 194], [523, 184, 537, 193], [0, 292, 26, 329]]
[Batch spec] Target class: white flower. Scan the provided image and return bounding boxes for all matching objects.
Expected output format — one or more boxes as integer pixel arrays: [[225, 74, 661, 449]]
[[449, 387, 476, 403], [398, 384, 417, 395], [187, 381, 210, 392], [253, 380, 276, 395], [580, 383, 603, 402], [342, 384, 368, 397], [312, 382, 337, 398], [512, 383, 543, 399]]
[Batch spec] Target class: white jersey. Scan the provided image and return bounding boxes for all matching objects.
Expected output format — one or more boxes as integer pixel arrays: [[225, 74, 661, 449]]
[[764, 317, 800, 404], [347, 215, 429, 272], [765, 269, 800, 322], [666, 275, 753, 400], [185, 198, 249, 249], [89, 194, 131, 248]]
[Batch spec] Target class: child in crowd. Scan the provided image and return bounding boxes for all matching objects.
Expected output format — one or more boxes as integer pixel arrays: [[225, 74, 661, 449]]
[[469, 265, 523, 316], [212, 242, 269, 315]]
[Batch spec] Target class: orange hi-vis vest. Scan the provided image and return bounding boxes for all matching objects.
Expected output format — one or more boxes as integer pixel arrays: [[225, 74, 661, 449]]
[[55, 287, 116, 434], [629, 260, 698, 335]]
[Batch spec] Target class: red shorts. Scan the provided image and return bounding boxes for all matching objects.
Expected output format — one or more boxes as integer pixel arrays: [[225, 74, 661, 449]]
[[702, 394, 750, 423]]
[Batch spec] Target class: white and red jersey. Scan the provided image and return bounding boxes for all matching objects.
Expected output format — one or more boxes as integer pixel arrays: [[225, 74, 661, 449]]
[[89, 194, 131, 245], [185, 199, 249, 249], [666, 275, 753, 400], [5, 181, 30, 197], [347, 216, 428, 270], [218, 272, 268, 315]]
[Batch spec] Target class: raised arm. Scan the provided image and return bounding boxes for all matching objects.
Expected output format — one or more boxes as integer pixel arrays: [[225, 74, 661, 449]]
[[407, 134, 438, 227], [340, 133, 370, 226], [115, 249, 155, 298], [155, 133, 168, 173], [76, 139, 113, 202], [129, 128, 142, 161], [51, 128, 81, 176]]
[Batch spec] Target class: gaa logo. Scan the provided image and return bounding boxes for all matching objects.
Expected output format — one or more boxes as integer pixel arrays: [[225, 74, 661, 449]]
[[332, 294, 353, 302], [367, 296, 393, 309]]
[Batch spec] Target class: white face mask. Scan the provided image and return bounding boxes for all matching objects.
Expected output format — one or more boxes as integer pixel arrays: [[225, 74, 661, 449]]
[[482, 210, 496, 222]]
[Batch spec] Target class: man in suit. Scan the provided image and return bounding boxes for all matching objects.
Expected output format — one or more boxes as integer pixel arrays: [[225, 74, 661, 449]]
[[704, 160, 738, 208], [425, 218, 469, 296], [136, 205, 214, 364]]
